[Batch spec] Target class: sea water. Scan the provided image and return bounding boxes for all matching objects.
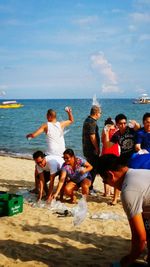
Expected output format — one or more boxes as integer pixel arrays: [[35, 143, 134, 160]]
[[0, 98, 148, 159]]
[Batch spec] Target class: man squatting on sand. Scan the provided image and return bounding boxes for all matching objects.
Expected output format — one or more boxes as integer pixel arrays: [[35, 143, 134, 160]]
[[98, 154, 150, 267], [33, 150, 64, 202]]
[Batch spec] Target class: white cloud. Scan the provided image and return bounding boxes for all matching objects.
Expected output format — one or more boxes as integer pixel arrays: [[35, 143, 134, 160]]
[[101, 83, 121, 93], [134, 0, 150, 7], [91, 52, 121, 94], [131, 12, 150, 23], [91, 52, 117, 84], [73, 15, 99, 27], [128, 24, 137, 31], [0, 85, 8, 90], [139, 34, 150, 41]]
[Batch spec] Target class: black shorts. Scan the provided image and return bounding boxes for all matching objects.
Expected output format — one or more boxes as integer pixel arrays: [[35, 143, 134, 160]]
[[37, 171, 50, 183]]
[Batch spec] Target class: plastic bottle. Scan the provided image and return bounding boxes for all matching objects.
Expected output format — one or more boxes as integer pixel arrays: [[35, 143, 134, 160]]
[[65, 106, 70, 112], [128, 120, 135, 128]]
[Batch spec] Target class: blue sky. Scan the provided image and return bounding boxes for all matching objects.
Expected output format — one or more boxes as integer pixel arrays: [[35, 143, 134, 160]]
[[0, 0, 150, 99]]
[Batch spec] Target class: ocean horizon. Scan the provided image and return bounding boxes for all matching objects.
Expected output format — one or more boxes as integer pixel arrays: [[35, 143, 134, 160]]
[[0, 98, 149, 159]]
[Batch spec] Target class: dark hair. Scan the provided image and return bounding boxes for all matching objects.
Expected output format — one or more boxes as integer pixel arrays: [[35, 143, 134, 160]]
[[143, 112, 150, 123], [97, 154, 126, 182], [33, 150, 45, 160], [90, 105, 101, 116], [63, 148, 75, 157], [115, 114, 127, 124], [47, 109, 56, 118], [104, 117, 114, 126]]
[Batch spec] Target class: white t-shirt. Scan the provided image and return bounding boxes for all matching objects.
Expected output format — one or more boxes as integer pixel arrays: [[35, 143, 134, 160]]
[[46, 122, 65, 157], [36, 155, 64, 175], [121, 168, 150, 219]]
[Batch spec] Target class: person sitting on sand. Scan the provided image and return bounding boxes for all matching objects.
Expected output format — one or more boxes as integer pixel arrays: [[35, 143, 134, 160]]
[[52, 148, 93, 203], [33, 150, 64, 202], [97, 154, 150, 267]]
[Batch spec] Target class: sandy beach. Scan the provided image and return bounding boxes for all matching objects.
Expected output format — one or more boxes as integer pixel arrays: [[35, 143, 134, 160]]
[[0, 155, 141, 267]]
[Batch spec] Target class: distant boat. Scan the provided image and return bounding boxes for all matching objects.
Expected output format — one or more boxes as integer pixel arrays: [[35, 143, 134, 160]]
[[133, 94, 150, 104], [0, 100, 24, 109]]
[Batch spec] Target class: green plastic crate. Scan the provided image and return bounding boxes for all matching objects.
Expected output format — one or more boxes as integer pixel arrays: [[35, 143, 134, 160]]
[[0, 191, 8, 200], [0, 192, 23, 216]]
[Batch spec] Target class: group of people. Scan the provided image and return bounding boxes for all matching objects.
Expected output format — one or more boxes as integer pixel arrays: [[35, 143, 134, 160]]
[[26, 106, 150, 266]]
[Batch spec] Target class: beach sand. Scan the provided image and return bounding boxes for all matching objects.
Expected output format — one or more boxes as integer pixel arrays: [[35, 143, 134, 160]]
[[0, 155, 143, 267]]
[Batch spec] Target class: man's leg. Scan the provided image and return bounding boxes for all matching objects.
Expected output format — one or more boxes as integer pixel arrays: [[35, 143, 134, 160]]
[[43, 171, 50, 196], [143, 215, 150, 265]]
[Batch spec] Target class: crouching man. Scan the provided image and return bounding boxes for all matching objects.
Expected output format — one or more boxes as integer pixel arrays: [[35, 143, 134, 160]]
[[33, 151, 64, 202], [97, 154, 150, 267]]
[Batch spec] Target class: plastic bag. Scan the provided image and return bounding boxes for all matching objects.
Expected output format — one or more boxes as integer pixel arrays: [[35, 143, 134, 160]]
[[90, 212, 126, 221], [72, 197, 88, 226]]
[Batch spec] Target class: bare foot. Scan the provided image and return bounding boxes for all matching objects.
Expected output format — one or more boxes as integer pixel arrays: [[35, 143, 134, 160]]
[[110, 200, 117, 206], [69, 196, 77, 204]]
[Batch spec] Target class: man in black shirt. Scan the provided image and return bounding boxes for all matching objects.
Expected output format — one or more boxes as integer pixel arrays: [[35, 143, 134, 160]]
[[82, 105, 101, 193]]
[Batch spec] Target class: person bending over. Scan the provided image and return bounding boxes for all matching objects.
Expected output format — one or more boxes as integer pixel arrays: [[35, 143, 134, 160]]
[[33, 150, 64, 202], [97, 154, 150, 267]]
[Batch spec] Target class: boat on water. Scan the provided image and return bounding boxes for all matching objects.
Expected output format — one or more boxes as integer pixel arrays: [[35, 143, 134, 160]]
[[0, 100, 24, 109], [133, 94, 150, 104]]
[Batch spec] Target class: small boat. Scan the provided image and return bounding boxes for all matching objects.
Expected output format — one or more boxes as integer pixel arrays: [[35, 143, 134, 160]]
[[0, 100, 24, 109], [133, 94, 150, 104]]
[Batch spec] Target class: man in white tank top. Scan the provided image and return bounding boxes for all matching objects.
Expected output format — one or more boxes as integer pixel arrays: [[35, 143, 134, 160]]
[[26, 107, 74, 157]]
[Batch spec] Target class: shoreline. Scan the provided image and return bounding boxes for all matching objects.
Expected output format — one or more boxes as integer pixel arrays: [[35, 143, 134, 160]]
[[0, 151, 33, 160]]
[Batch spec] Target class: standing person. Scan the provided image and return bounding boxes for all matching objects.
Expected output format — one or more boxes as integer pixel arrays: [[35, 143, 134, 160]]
[[101, 117, 120, 204], [135, 112, 150, 154], [26, 107, 74, 157], [53, 148, 92, 203], [82, 105, 101, 194], [33, 150, 64, 202], [103, 114, 140, 205], [103, 113, 140, 164], [97, 154, 150, 267]]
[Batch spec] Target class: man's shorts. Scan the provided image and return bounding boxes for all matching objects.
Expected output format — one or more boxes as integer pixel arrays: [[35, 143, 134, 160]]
[[37, 171, 50, 183]]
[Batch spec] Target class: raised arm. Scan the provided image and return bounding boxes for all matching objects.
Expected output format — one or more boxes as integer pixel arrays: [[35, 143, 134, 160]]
[[60, 107, 74, 129], [101, 128, 115, 149], [26, 123, 47, 139]]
